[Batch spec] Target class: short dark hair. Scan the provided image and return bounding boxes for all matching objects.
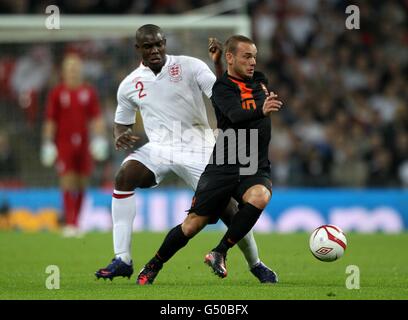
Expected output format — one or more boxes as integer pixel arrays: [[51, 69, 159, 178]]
[[224, 35, 254, 55], [135, 24, 164, 43]]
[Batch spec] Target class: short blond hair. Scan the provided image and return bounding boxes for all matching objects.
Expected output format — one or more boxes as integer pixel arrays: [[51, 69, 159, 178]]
[[224, 35, 254, 55]]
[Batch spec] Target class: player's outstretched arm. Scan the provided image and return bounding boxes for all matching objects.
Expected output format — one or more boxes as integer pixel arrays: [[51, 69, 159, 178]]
[[113, 123, 140, 151], [208, 37, 224, 78]]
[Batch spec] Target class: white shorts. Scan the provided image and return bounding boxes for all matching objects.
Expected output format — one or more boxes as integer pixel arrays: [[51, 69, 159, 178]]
[[122, 142, 213, 190]]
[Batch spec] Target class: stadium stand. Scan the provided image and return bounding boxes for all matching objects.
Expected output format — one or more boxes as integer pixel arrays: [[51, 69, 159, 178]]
[[0, 0, 407, 188]]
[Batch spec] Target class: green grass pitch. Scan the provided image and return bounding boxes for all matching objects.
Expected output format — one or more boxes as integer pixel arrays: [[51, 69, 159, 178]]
[[0, 231, 407, 300]]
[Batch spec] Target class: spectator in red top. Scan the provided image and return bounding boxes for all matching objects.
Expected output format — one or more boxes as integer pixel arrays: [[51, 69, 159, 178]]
[[11, 45, 52, 127], [41, 53, 108, 237]]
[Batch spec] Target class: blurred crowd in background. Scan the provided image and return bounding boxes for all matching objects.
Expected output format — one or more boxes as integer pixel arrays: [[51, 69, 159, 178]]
[[0, 0, 407, 188]]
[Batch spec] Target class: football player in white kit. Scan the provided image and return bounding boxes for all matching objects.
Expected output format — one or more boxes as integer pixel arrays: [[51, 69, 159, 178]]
[[95, 24, 276, 283]]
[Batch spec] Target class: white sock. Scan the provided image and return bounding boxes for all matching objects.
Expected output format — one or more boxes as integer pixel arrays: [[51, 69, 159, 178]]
[[112, 190, 136, 265], [237, 230, 261, 269]]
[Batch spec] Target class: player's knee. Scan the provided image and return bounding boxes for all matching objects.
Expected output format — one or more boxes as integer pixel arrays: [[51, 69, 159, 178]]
[[60, 173, 80, 191], [114, 168, 134, 191], [181, 221, 202, 238], [181, 223, 198, 238], [250, 196, 269, 210], [114, 161, 156, 190], [245, 186, 271, 210], [182, 214, 207, 237]]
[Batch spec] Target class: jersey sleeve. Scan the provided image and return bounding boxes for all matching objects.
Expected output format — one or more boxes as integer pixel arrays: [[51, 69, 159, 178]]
[[45, 87, 59, 122], [190, 57, 216, 98], [212, 82, 265, 124], [114, 80, 138, 125]]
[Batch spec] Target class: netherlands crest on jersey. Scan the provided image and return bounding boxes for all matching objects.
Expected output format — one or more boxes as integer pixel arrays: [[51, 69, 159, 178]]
[[168, 64, 182, 82]]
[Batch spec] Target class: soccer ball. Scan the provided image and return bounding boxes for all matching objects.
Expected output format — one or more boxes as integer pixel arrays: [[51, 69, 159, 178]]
[[309, 225, 347, 262]]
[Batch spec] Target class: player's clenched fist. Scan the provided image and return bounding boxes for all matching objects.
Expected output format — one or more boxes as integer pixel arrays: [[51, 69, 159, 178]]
[[208, 37, 223, 64], [114, 128, 140, 150], [262, 92, 283, 116]]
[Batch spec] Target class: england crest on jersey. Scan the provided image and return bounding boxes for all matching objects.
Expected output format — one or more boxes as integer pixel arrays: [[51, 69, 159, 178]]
[[168, 64, 182, 82], [78, 89, 90, 105]]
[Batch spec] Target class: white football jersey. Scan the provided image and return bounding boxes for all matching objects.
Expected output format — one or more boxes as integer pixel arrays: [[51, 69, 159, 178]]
[[115, 55, 216, 148]]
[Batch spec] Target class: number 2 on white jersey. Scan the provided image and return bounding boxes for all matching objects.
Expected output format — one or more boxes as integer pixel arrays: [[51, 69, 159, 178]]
[[135, 81, 146, 98]]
